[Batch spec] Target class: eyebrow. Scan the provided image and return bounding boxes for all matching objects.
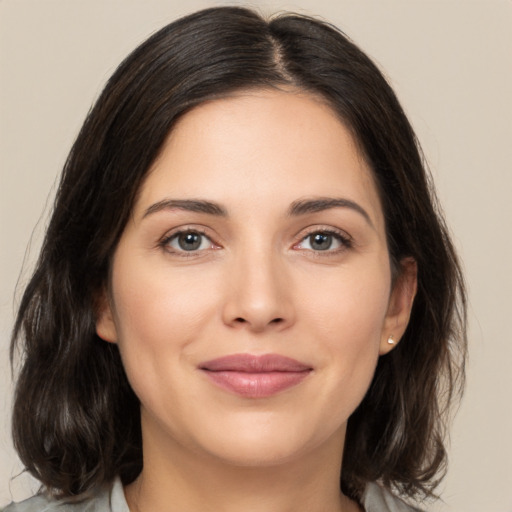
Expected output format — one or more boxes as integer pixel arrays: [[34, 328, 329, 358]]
[[288, 197, 374, 228], [143, 196, 373, 228], [143, 199, 227, 218]]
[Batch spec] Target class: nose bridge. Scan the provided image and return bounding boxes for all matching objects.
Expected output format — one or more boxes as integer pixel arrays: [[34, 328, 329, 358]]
[[222, 235, 293, 332]]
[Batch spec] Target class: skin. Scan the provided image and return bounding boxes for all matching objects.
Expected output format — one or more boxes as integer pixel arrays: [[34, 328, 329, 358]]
[[97, 89, 417, 512]]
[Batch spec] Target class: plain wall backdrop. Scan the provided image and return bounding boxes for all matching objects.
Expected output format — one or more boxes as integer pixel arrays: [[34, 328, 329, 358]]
[[1, 1, 511, 510]]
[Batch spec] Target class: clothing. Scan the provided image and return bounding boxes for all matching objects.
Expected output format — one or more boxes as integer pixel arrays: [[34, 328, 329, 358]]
[[2, 477, 423, 512], [363, 483, 423, 512]]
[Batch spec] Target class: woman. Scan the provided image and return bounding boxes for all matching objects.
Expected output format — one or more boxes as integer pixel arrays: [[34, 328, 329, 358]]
[[5, 6, 466, 512]]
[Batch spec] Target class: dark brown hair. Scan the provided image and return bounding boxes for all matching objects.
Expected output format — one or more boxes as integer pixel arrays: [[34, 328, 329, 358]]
[[11, 6, 466, 504]]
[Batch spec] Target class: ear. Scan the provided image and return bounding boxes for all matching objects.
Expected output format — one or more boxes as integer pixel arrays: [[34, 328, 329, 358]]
[[379, 257, 417, 355], [95, 289, 118, 343]]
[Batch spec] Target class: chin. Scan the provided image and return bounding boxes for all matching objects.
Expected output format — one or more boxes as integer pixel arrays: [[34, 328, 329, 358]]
[[190, 412, 345, 468], [205, 439, 312, 468]]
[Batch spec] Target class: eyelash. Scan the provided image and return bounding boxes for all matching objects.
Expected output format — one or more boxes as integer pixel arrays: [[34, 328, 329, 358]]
[[160, 228, 217, 257], [293, 227, 353, 256], [159, 227, 353, 257]]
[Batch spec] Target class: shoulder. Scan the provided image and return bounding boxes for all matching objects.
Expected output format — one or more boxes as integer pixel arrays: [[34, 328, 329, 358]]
[[2, 494, 101, 512], [2, 494, 65, 512], [2, 478, 128, 512], [362, 482, 425, 512]]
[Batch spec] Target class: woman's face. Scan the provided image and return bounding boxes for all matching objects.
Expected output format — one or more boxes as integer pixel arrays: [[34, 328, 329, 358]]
[[97, 89, 415, 468]]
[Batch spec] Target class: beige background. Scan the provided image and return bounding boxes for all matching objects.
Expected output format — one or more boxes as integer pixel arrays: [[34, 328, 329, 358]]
[[1, 0, 511, 510]]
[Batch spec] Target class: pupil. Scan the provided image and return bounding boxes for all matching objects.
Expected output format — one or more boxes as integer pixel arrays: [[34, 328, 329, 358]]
[[178, 232, 201, 251], [311, 233, 332, 250]]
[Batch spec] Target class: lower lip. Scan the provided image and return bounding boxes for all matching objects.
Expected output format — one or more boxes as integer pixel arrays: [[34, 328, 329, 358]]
[[201, 370, 311, 398]]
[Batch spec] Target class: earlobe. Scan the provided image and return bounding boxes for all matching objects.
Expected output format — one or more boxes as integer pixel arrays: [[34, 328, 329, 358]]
[[379, 257, 417, 355], [95, 290, 118, 343]]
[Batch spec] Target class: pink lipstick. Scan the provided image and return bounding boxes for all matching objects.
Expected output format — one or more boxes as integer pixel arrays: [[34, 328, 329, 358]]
[[199, 354, 312, 398]]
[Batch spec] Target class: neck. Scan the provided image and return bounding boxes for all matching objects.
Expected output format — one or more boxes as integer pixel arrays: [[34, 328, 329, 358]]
[[125, 422, 361, 512]]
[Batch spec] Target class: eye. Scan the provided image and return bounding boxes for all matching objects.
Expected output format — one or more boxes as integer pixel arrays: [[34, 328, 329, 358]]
[[295, 230, 351, 252], [164, 230, 214, 252]]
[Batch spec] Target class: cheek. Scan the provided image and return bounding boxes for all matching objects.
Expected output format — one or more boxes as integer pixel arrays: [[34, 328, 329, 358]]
[[300, 263, 391, 345], [112, 256, 217, 340], [297, 262, 391, 401], [108, 256, 221, 395]]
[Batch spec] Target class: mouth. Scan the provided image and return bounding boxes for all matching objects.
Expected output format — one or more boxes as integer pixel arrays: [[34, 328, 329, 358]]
[[198, 353, 313, 398]]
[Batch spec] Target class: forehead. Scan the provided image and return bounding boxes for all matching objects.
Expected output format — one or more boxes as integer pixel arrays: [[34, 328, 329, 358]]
[[135, 89, 383, 229]]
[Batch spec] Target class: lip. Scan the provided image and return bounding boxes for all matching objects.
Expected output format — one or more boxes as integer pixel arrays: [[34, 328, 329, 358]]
[[199, 354, 312, 398]]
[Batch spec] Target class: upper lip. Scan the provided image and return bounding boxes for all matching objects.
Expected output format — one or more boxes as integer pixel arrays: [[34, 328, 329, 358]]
[[199, 353, 312, 373]]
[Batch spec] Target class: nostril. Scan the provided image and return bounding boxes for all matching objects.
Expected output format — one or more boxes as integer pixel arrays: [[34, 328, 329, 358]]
[[233, 317, 283, 325]]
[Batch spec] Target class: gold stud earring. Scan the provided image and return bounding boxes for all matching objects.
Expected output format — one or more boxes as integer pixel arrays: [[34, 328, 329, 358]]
[[387, 335, 395, 345]]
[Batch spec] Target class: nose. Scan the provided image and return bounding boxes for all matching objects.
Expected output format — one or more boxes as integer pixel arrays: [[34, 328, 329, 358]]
[[221, 247, 295, 333]]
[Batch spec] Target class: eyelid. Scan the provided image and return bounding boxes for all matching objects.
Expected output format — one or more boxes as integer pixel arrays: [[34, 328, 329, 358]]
[[157, 224, 353, 257], [292, 226, 353, 253], [159, 226, 221, 256]]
